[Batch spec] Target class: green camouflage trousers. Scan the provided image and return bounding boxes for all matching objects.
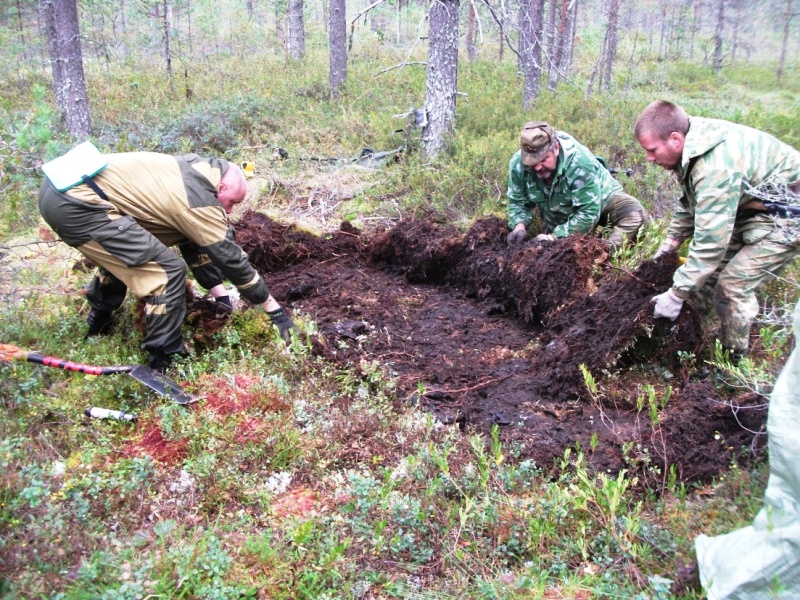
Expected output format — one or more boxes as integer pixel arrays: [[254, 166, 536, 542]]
[[598, 192, 646, 246], [692, 216, 800, 352]]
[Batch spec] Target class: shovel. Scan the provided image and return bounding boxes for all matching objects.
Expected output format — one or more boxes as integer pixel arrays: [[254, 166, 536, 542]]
[[0, 343, 198, 405]]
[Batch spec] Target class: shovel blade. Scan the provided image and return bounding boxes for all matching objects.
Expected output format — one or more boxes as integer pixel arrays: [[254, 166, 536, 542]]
[[128, 365, 199, 405]]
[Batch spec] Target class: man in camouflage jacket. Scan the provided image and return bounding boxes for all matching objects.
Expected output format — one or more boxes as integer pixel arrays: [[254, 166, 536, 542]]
[[506, 121, 645, 247], [635, 100, 800, 360], [39, 152, 297, 371]]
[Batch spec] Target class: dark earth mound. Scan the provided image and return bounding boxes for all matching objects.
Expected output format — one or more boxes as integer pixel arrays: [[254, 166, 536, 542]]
[[187, 212, 767, 483]]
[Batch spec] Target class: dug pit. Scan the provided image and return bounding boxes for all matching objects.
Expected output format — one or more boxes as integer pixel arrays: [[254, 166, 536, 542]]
[[187, 213, 767, 484]]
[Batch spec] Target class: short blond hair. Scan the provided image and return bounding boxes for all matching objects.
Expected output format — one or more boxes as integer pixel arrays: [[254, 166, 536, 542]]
[[634, 100, 690, 141]]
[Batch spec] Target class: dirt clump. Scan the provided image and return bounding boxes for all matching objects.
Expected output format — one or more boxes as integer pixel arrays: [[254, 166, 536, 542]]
[[184, 213, 767, 483]]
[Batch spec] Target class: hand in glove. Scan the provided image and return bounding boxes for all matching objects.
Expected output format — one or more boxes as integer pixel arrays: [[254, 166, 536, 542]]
[[268, 307, 299, 344], [651, 289, 684, 321], [214, 295, 233, 318], [506, 228, 526, 246], [653, 238, 681, 260], [534, 233, 555, 242]]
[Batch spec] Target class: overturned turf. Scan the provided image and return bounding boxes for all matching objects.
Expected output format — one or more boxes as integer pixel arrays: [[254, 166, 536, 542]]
[[189, 212, 766, 483]]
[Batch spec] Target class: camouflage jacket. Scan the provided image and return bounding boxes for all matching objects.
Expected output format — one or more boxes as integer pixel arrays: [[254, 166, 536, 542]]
[[61, 152, 270, 304], [506, 131, 622, 238], [668, 117, 800, 298]]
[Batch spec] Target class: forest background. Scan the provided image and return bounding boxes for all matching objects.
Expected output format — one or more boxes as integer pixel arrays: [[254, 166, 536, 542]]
[[1, 0, 800, 598]]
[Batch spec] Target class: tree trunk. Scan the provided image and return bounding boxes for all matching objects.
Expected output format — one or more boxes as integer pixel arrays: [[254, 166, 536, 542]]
[[565, 0, 578, 70], [41, 0, 92, 140], [497, 0, 505, 60], [601, 0, 619, 91], [777, 0, 793, 82], [690, 0, 700, 59], [546, 0, 557, 70], [15, 0, 27, 61], [186, 0, 193, 56], [730, 2, 739, 62], [162, 0, 173, 89], [547, 0, 570, 90], [287, 0, 305, 60], [329, 0, 346, 98], [466, 1, 477, 61], [520, 0, 544, 108], [422, 0, 460, 158], [713, 0, 724, 72]]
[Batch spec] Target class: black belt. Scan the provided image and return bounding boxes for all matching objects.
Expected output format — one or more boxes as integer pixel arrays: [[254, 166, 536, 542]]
[[81, 175, 109, 201]]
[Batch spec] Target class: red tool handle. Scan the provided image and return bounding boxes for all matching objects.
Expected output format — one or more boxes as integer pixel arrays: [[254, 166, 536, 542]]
[[25, 353, 133, 375]]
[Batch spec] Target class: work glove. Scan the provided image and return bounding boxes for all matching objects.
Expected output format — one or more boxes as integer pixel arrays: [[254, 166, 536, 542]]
[[651, 289, 684, 321], [268, 307, 299, 345], [214, 295, 233, 318], [506, 228, 526, 246], [534, 233, 555, 242], [653, 238, 681, 260]]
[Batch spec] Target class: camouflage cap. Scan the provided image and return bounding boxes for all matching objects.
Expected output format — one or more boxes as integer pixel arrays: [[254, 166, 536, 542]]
[[520, 121, 556, 166]]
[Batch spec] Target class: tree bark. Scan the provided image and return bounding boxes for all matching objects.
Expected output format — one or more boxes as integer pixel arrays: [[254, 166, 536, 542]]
[[565, 0, 577, 70], [466, 1, 477, 61], [41, 0, 91, 139], [520, 0, 544, 108], [547, 0, 571, 90], [329, 0, 346, 98], [713, 0, 724, 72], [497, 0, 505, 60], [690, 0, 700, 60], [422, 0, 460, 158], [777, 0, 793, 82], [15, 0, 27, 61], [601, 0, 619, 91], [162, 0, 173, 89], [546, 0, 557, 67], [287, 0, 305, 60]]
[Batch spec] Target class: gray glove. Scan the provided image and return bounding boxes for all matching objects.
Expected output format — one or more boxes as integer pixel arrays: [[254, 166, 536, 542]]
[[507, 229, 526, 246], [653, 238, 681, 260], [652, 289, 684, 321]]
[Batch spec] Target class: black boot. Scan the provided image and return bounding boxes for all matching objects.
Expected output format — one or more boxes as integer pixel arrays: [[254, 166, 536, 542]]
[[147, 352, 174, 374], [86, 309, 115, 338]]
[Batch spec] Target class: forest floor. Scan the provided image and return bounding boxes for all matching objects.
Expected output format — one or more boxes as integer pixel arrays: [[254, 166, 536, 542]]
[[186, 213, 767, 484]]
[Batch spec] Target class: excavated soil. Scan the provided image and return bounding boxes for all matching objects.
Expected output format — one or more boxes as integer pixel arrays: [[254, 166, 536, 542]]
[[188, 212, 768, 483]]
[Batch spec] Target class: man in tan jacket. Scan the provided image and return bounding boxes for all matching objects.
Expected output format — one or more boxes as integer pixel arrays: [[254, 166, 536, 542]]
[[39, 151, 296, 372]]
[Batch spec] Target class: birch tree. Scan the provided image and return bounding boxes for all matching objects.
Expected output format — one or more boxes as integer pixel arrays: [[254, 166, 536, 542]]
[[422, 0, 459, 158]]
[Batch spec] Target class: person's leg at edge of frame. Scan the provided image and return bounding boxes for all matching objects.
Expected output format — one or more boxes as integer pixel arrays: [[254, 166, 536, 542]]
[[714, 228, 800, 364]]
